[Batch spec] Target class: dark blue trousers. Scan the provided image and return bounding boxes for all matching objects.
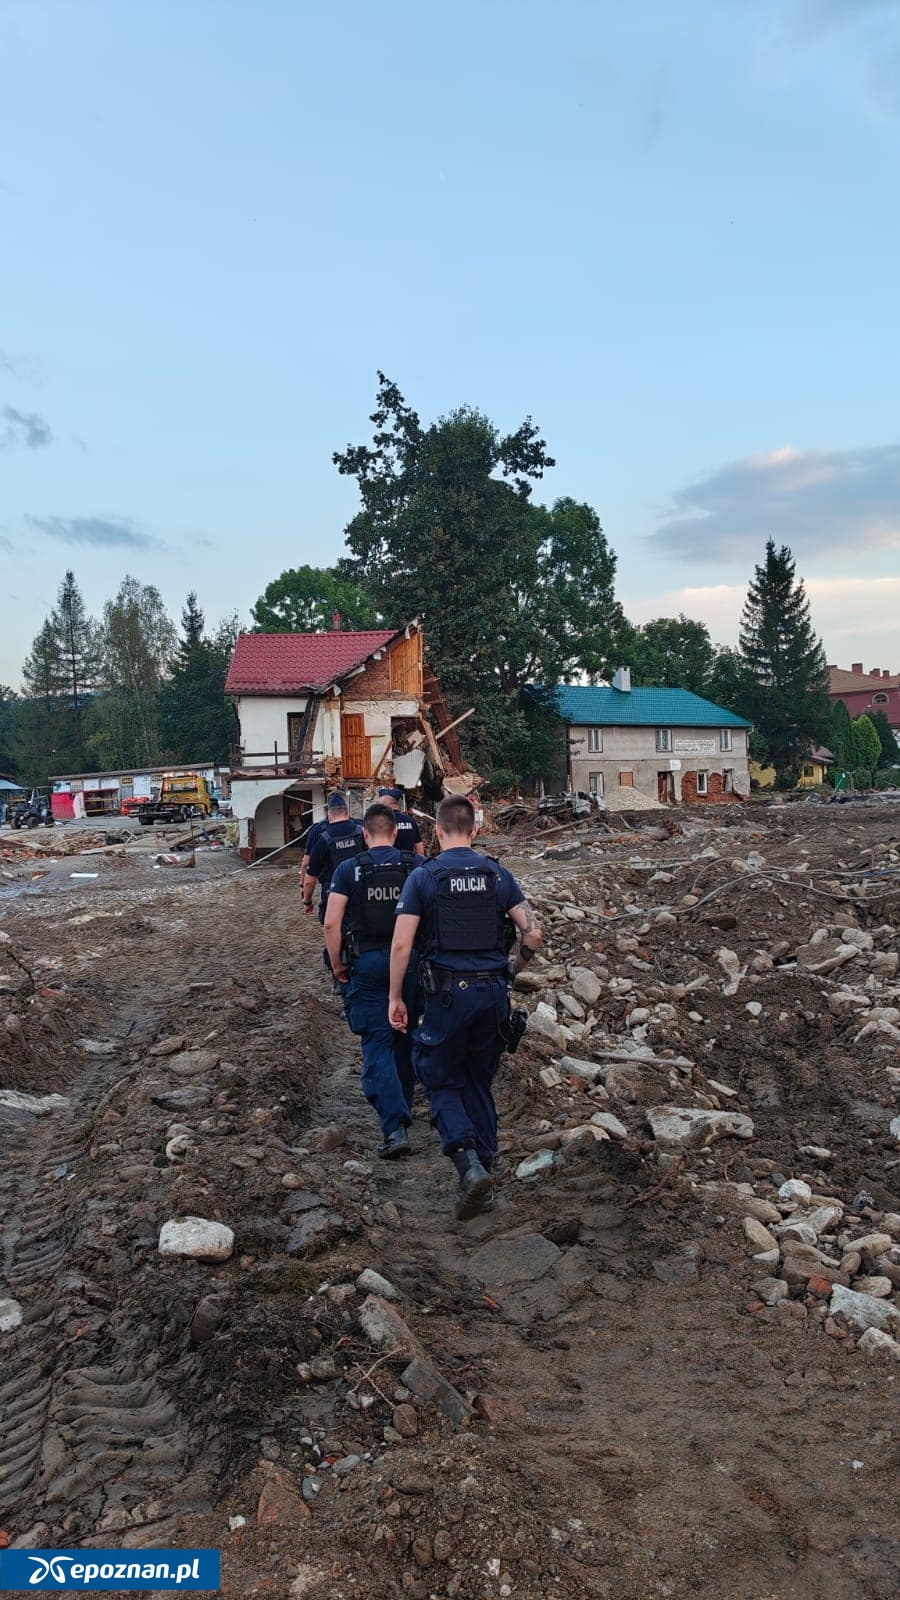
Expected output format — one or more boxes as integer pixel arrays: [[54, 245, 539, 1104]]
[[346, 950, 416, 1138], [411, 976, 508, 1169]]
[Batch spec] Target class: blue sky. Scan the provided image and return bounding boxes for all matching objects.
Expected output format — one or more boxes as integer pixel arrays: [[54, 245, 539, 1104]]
[[2, 0, 900, 684]]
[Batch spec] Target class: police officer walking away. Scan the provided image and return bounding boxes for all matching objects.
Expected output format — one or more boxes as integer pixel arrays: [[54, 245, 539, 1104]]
[[324, 804, 419, 1158], [302, 792, 365, 990], [377, 787, 426, 856], [388, 794, 541, 1218]]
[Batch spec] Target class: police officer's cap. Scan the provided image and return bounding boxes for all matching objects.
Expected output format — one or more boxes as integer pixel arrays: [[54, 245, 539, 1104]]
[[327, 791, 349, 812], [378, 786, 405, 802]]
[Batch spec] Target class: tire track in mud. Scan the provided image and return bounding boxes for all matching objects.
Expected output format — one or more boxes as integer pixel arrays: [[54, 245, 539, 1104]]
[[0, 1047, 185, 1539]]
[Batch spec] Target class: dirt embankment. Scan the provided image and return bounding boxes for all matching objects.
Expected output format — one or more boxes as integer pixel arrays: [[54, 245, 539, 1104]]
[[1, 803, 899, 1600]]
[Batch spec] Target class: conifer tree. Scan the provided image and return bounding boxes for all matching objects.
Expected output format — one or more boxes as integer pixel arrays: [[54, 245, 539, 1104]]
[[738, 541, 830, 770]]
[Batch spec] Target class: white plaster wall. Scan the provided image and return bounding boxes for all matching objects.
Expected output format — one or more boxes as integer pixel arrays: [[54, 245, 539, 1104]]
[[236, 696, 309, 759]]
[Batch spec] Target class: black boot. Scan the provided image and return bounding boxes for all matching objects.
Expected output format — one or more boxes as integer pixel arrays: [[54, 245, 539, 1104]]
[[449, 1147, 492, 1221], [378, 1128, 411, 1160]]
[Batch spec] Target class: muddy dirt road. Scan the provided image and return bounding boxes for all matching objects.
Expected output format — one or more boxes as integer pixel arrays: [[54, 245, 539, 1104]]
[[1, 804, 899, 1599]]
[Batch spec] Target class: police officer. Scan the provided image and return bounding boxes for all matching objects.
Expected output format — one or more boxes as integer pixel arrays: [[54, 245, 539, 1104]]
[[377, 786, 425, 856], [302, 793, 365, 989], [324, 803, 419, 1158], [388, 794, 541, 1219]]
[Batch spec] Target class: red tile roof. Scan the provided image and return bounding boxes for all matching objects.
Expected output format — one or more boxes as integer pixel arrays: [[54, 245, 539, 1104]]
[[225, 630, 398, 696]]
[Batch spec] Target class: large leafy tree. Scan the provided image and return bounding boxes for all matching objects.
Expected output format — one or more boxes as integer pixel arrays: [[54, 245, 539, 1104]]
[[334, 374, 624, 775], [157, 599, 237, 763], [88, 576, 177, 766], [738, 541, 830, 769], [251, 565, 381, 632], [628, 615, 715, 695]]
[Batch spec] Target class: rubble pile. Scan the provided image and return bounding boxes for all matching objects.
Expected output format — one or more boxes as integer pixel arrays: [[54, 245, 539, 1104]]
[[1, 801, 898, 1598]]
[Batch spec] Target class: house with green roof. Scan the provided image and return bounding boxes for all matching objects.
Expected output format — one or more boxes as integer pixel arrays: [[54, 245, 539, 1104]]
[[555, 668, 752, 805]]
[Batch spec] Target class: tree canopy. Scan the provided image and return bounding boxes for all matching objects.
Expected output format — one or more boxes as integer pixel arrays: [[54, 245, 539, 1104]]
[[251, 565, 381, 632], [333, 374, 626, 775]]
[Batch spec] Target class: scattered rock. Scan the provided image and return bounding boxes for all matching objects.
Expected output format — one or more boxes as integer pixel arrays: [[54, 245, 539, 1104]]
[[743, 1216, 778, 1255], [646, 1106, 754, 1148], [356, 1268, 398, 1299], [525, 1003, 566, 1049], [165, 1048, 221, 1077], [257, 1468, 311, 1526], [589, 1111, 629, 1140], [392, 1404, 418, 1438], [158, 1217, 234, 1261], [515, 1150, 556, 1180], [0, 1297, 24, 1333], [570, 967, 603, 1007], [778, 1179, 812, 1205], [858, 1328, 900, 1362], [829, 1284, 900, 1337], [148, 1035, 187, 1057]]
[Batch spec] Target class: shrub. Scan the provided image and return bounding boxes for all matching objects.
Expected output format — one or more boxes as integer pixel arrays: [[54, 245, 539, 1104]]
[[875, 766, 900, 790]]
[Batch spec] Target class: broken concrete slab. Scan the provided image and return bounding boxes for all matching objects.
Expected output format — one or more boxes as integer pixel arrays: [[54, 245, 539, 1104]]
[[0, 1090, 70, 1116], [646, 1106, 754, 1148], [358, 1295, 474, 1423]]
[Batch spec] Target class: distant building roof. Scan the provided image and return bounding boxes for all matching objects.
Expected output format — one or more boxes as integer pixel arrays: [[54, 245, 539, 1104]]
[[554, 684, 752, 729], [828, 666, 900, 695], [225, 630, 400, 696], [0, 778, 23, 792]]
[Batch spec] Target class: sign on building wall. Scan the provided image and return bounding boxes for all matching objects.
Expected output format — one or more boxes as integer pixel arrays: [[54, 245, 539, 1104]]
[[674, 738, 716, 755]]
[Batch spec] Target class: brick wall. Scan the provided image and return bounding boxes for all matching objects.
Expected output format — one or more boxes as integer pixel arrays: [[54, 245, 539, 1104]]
[[680, 771, 741, 804], [344, 654, 392, 699]]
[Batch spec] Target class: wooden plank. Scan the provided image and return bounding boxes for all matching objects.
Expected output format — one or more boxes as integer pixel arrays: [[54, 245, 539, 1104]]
[[435, 706, 475, 742]]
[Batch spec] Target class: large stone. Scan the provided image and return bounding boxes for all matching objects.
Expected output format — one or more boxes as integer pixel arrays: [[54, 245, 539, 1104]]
[[743, 1216, 778, 1255], [0, 1090, 70, 1117], [858, 1328, 900, 1362], [0, 1297, 24, 1333], [285, 1208, 348, 1255], [570, 967, 603, 1007], [526, 1003, 566, 1048], [164, 1048, 221, 1077], [467, 1233, 561, 1287], [158, 1217, 234, 1261], [559, 1056, 603, 1083], [515, 1149, 556, 1180], [829, 1284, 900, 1337], [151, 1085, 212, 1111], [646, 1106, 754, 1148], [590, 1111, 629, 1140]]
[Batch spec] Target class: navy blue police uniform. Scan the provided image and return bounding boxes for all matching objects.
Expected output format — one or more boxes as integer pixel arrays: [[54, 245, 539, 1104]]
[[306, 818, 365, 924], [396, 848, 524, 1169], [391, 811, 422, 853], [330, 846, 419, 1141]]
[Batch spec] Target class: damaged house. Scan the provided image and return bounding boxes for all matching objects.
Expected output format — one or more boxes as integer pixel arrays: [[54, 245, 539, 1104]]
[[225, 618, 468, 860], [556, 670, 752, 804]]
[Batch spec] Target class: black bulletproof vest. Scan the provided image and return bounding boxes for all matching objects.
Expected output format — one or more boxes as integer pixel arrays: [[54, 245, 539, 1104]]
[[322, 825, 365, 885], [426, 858, 506, 954], [351, 851, 418, 947]]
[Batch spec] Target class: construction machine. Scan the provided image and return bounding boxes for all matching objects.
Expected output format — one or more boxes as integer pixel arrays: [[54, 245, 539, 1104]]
[[138, 771, 215, 826]]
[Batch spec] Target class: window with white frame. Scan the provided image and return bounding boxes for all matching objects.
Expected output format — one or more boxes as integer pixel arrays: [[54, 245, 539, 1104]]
[[873, 693, 888, 705], [588, 771, 604, 797], [587, 727, 602, 752], [696, 770, 709, 795], [655, 728, 672, 752], [720, 728, 733, 751]]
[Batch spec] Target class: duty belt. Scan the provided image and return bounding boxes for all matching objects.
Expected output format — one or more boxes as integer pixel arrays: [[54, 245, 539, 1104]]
[[443, 969, 508, 986]]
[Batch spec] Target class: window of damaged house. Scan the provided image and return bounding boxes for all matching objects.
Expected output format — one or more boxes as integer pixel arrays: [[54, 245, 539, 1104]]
[[720, 728, 733, 751], [696, 770, 709, 795], [587, 727, 602, 752], [588, 771, 604, 797], [655, 728, 672, 752]]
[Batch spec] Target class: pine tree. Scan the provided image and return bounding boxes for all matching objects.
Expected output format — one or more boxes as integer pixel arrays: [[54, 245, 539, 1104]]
[[738, 541, 830, 771], [50, 571, 100, 748], [178, 592, 206, 666]]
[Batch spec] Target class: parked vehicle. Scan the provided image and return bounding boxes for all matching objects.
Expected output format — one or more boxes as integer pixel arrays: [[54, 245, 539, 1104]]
[[138, 771, 214, 825], [120, 795, 152, 817], [12, 788, 54, 828]]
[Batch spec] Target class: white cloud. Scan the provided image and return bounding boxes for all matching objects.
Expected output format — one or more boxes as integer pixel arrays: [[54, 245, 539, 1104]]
[[650, 442, 900, 563], [622, 575, 900, 670]]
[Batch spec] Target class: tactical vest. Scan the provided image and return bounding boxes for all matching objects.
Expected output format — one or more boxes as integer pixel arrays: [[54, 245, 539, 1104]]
[[349, 851, 418, 951], [423, 858, 510, 957], [322, 826, 365, 884]]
